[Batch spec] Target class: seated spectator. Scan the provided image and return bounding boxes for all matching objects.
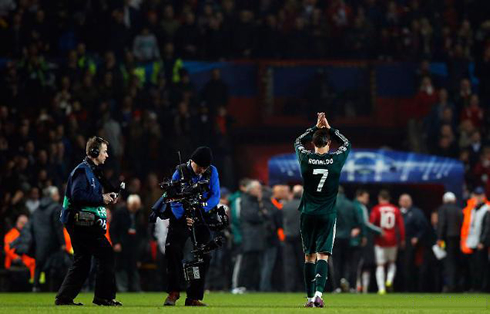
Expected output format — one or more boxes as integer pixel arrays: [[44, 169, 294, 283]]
[[473, 147, 490, 197], [4, 215, 35, 282], [460, 94, 484, 130], [458, 119, 476, 149], [414, 76, 438, 119], [434, 135, 459, 159]]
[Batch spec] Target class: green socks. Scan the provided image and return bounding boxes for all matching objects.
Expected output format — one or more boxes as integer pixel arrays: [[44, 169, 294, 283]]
[[304, 262, 316, 298], [315, 259, 329, 293]]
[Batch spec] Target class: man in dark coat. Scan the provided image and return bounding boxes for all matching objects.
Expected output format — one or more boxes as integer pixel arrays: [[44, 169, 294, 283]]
[[399, 193, 429, 292], [436, 192, 463, 292], [239, 180, 267, 291], [282, 185, 304, 292], [31, 186, 65, 292], [201, 69, 229, 116], [110, 194, 146, 292], [333, 187, 362, 292]]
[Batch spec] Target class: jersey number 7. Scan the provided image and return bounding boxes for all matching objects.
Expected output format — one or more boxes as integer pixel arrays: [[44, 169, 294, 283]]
[[313, 169, 329, 192]]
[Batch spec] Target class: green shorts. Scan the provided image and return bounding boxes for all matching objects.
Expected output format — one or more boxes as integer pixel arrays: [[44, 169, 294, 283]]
[[300, 213, 337, 255]]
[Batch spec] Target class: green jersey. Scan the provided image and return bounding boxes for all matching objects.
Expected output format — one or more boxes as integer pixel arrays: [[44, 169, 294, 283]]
[[294, 126, 351, 216]]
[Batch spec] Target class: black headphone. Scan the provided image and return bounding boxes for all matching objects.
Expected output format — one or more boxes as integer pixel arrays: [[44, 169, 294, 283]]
[[88, 137, 105, 158]]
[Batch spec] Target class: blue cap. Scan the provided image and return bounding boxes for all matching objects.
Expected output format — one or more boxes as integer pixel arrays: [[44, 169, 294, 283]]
[[474, 187, 485, 195]]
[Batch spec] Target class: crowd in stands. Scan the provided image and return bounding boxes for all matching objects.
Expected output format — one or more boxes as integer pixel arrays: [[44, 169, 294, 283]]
[[1, 0, 490, 294], [0, 0, 489, 61]]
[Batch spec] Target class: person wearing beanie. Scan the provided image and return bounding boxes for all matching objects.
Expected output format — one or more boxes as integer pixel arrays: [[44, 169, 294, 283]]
[[163, 146, 220, 307]]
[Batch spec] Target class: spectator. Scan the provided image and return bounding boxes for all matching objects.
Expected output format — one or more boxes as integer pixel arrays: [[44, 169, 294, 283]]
[[231, 10, 256, 58], [282, 185, 303, 292], [160, 4, 180, 41], [467, 131, 483, 168], [261, 184, 288, 292], [333, 187, 361, 292], [474, 147, 490, 197], [398, 194, 429, 292], [460, 94, 484, 130], [310, 8, 328, 58], [257, 15, 282, 59], [203, 15, 227, 60], [414, 76, 438, 119], [436, 192, 463, 292], [476, 46, 490, 107], [108, 9, 131, 58], [4, 214, 35, 286], [461, 187, 489, 292], [353, 189, 382, 294], [175, 12, 200, 59], [229, 178, 249, 294], [111, 194, 146, 292], [132, 27, 160, 62], [201, 69, 229, 116], [24, 187, 40, 215], [239, 180, 266, 291], [30, 186, 66, 292], [285, 17, 310, 58], [454, 78, 472, 117]]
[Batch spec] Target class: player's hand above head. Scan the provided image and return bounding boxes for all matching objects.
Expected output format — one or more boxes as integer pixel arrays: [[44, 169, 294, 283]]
[[316, 112, 326, 128], [322, 115, 331, 129]]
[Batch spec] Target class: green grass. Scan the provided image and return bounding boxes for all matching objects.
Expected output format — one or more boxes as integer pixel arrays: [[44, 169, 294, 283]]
[[0, 292, 489, 313]]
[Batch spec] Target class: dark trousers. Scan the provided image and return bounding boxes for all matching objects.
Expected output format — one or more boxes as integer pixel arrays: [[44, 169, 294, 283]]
[[333, 238, 350, 287], [33, 259, 46, 289], [402, 242, 423, 292], [56, 226, 116, 301], [240, 251, 262, 291], [469, 249, 489, 291], [115, 250, 141, 292], [206, 232, 230, 291], [349, 246, 362, 289], [165, 218, 211, 300], [444, 237, 461, 291], [283, 237, 304, 292]]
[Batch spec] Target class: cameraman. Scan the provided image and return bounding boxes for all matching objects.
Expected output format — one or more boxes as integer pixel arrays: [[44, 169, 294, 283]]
[[164, 146, 220, 307], [55, 137, 121, 306]]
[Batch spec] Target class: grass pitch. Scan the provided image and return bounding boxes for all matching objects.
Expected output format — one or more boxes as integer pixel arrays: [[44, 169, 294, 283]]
[[0, 292, 488, 313]]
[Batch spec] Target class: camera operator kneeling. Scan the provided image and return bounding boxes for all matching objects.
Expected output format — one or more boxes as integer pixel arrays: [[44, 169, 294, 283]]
[[164, 147, 221, 307]]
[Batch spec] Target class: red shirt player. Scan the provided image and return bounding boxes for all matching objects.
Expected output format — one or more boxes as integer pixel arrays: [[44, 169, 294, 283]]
[[369, 190, 405, 294]]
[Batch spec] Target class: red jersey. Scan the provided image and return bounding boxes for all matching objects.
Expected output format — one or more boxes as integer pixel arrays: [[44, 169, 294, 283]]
[[369, 203, 405, 247]]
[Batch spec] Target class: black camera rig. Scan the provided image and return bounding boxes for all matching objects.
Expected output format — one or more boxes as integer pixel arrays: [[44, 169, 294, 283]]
[[149, 157, 229, 281]]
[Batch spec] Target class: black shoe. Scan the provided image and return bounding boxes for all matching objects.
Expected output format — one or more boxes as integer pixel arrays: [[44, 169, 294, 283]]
[[93, 297, 122, 306], [55, 298, 83, 306]]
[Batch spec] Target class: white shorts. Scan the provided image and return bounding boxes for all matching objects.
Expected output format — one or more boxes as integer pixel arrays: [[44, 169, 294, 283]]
[[375, 245, 398, 264]]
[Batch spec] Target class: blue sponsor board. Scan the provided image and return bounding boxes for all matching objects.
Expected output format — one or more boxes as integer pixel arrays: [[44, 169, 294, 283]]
[[269, 149, 464, 197]]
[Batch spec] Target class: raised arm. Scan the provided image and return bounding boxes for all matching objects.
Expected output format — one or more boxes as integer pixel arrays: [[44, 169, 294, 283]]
[[294, 126, 317, 162], [329, 128, 351, 162], [320, 113, 351, 163]]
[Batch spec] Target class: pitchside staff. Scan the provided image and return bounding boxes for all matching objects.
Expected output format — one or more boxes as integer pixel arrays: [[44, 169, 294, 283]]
[[294, 113, 351, 308], [55, 137, 121, 306], [164, 146, 220, 307]]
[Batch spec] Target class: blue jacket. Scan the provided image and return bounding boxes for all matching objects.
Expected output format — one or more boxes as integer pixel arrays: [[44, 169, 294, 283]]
[[170, 164, 220, 219], [60, 158, 105, 224]]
